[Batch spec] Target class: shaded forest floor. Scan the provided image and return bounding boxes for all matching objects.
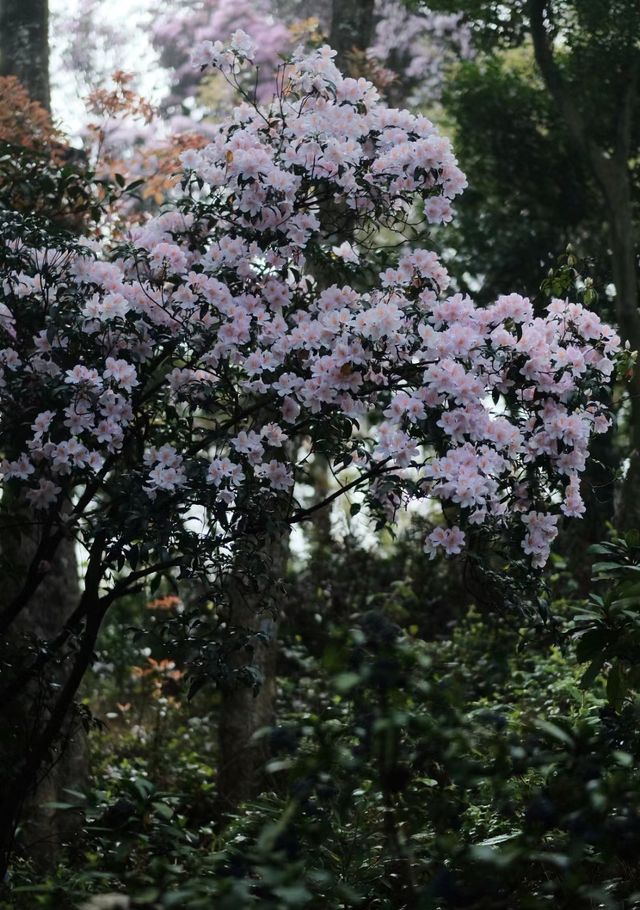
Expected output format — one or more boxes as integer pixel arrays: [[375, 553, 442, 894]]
[[5, 540, 640, 909]]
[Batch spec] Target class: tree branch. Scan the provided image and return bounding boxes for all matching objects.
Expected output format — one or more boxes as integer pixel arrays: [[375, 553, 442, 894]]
[[1, 532, 107, 699], [0, 524, 65, 636], [289, 458, 393, 524], [528, 0, 614, 190], [616, 52, 639, 162]]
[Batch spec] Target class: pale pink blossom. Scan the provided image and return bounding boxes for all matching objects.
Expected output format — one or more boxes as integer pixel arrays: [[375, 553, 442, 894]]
[[424, 525, 466, 558], [26, 478, 61, 509], [255, 459, 293, 491]]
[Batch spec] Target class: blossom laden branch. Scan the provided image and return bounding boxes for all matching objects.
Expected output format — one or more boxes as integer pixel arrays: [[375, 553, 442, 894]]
[[0, 38, 622, 616]]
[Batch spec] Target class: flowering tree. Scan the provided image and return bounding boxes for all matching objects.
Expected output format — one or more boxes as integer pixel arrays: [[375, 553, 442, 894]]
[[371, 1, 474, 105], [49, 0, 470, 239], [0, 35, 621, 864], [151, 0, 292, 116]]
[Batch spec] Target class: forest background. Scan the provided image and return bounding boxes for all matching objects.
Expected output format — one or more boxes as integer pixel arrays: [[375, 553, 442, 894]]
[[2, 1, 640, 908]]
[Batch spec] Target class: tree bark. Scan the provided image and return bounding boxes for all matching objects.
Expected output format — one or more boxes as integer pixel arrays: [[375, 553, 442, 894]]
[[0, 523, 89, 874], [0, 0, 50, 109], [604, 173, 640, 528], [0, 499, 110, 875], [216, 0, 379, 816], [528, 0, 640, 528], [216, 523, 288, 816], [329, 0, 376, 73]]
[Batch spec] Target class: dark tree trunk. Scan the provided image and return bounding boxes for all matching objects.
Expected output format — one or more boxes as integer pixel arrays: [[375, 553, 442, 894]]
[[600, 173, 640, 529], [0, 0, 50, 109], [0, 491, 104, 876], [216, 0, 379, 817], [216, 613, 280, 812], [0, 518, 89, 874], [528, 0, 640, 530], [216, 528, 288, 816], [329, 0, 376, 73]]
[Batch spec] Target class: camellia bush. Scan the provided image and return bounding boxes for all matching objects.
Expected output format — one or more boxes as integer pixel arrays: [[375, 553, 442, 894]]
[[0, 33, 622, 868]]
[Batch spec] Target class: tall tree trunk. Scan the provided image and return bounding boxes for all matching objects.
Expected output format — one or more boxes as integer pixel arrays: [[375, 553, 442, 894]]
[[0, 0, 93, 872], [308, 456, 333, 551], [601, 171, 640, 396], [568, 170, 639, 538], [0, 508, 88, 873], [528, 0, 640, 529], [605, 183, 640, 529], [216, 522, 288, 816], [329, 0, 376, 73], [0, 0, 50, 109], [216, 0, 378, 816]]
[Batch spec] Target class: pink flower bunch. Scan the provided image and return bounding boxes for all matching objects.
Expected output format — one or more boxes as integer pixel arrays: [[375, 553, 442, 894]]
[[0, 42, 620, 573], [521, 511, 559, 568], [371, 1, 474, 104], [152, 0, 291, 113], [424, 525, 466, 558]]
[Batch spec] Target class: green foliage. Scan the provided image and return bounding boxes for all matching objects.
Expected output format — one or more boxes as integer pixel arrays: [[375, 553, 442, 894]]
[[3, 5, 640, 896], [572, 532, 640, 710], [6, 533, 640, 909], [0, 142, 142, 232], [421, 0, 640, 321], [439, 53, 604, 302]]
